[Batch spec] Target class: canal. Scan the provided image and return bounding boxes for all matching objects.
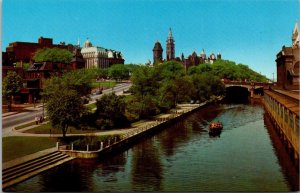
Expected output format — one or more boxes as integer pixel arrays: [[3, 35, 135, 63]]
[[7, 101, 299, 192]]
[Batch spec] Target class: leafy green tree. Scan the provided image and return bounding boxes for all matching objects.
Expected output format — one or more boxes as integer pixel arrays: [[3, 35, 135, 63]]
[[2, 71, 23, 111], [124, 64, 141, 75], [108, 64, 129, 81], [43, 69, 93, 98], [46, 88, 83, 138], [94, 93, 130, 129], [155, 61, 185, 80], [158, 76, 194, 109], [42, 70, 92, 138], [187, 63, 212, 75], [33, 47, 72, 63], [128, 66, 160, 119]]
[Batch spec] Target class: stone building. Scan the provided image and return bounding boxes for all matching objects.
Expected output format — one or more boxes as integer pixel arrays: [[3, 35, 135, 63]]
[[2, 37, 74, 66], [152, 29, 221, 69], [276, 22, 300, 90], [153, 41, 163, 64], [166, 28, 175, 61], [81, 38, 124, 69]]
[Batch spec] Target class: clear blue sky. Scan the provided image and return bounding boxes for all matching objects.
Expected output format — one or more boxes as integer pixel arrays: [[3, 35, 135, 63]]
[[2, 0, 299, 79]]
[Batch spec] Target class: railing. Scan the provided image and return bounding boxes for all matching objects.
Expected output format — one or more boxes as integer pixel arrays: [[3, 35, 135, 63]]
[[57, 104, 201, 154]]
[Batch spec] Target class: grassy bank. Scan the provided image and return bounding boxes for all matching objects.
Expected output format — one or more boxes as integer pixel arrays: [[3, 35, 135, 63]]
[[23, 123, 100, 134], [2, 136, 57, 162], [91, 81, 116, 89]]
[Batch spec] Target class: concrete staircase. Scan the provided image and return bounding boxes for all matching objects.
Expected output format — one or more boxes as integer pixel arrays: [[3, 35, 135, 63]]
[[2, 151, 74, 189]]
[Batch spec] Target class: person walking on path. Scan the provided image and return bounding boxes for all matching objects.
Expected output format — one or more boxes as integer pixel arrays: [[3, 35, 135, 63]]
[[35, 116, 39, 125]]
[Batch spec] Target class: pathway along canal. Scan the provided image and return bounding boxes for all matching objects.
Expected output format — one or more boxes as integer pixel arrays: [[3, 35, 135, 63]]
[[6, 101, 299, 192]]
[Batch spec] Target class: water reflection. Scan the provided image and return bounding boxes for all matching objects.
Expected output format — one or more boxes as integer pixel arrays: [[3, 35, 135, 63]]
[[8, 102, 298, 192], [131, 140, 163, 191], [263, 113, 299, 191]]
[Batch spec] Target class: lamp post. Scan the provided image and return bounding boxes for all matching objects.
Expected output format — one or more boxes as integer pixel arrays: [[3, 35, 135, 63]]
[[42, 97, 45, 119]]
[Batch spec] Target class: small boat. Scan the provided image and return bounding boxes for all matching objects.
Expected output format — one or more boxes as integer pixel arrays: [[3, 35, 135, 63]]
[[209, 121, 223, 136], [209, 121, 223, 130]]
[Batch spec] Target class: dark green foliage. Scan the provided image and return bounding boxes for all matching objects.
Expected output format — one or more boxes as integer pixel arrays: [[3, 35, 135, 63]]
[[33, 47, 72, 63], [94, 93, 130, 130], [46, 89, 83, 138], [42, 70, 92, 138], [155, 61, 185, 80], [127, 66, 160, 119], [187, 60, 268, 82], [158, 76, 194, 109], [2, 71, 23, 111], [43, 69, 93, 98], [191, 72, 225, 102], [108, 64, 130, 81]]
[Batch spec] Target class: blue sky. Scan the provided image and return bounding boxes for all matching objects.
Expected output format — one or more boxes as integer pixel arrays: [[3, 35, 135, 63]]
[[2, 0, 299, 79]]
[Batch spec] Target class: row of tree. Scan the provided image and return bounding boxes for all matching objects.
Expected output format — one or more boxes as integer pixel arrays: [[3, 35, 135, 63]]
[[187, 60, 269, 82], [42, 61, 226, 137]]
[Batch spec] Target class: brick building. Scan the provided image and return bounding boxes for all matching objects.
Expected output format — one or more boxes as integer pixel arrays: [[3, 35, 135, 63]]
[[2, 37, 74, 66], [3, 47, 86, 104], [276, 22, 300, 90]]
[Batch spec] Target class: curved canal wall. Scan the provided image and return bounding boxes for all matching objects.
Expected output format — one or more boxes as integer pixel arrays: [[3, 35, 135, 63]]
[[59, 101, 213, 159]]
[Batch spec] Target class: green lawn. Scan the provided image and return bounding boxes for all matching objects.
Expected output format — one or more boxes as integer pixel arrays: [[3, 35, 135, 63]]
[[2, 136, 57, 162], [15, 121, 36, 130], [23, 123, 99, 134], [86, 102, 97, 111], [91, 81, 117, 89], [15, 117, 49, 130]]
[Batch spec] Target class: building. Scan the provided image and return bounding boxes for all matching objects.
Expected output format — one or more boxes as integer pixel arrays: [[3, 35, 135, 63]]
[[81, 38, 124, 69], [153, 41, 163, 64], [2, 37, 74, 66], [152, 28, 221, 68], [166, 28, 175, 61], [276, 22, 300, 90]]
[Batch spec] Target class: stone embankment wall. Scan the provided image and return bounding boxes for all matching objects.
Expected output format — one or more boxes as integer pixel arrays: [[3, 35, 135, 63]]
[[59, 102, 211, 159], [263, 90, 299, 167]]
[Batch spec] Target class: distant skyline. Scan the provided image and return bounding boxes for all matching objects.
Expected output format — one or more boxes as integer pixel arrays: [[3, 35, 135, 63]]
[[2, 0, 300, 79]]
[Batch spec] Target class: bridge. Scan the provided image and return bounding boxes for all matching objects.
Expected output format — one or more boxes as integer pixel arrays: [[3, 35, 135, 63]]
[[224, 80, 273, 90], [223, 80, 274, 98]]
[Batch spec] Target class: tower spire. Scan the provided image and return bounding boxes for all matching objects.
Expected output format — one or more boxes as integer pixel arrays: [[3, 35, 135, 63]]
[[168, 27, 173, 39], [166, 28, 175, 60]]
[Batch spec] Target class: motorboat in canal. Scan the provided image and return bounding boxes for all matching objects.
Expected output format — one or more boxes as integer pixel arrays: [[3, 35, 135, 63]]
[[209, 121, 223, 136]]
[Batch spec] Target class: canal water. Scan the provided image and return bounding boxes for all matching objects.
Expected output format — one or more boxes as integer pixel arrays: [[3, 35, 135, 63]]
[[7, 101, 299, 192]]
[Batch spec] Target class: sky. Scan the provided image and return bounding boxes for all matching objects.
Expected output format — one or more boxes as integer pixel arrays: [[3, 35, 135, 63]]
[[2, 0, 300, 79]]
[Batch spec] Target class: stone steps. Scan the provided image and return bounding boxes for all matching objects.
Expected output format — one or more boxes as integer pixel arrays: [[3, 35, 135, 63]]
[[2, 151, 74, 189]]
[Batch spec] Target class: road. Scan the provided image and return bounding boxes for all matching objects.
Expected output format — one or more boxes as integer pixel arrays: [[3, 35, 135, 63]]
[[2, 83, 132, 136]]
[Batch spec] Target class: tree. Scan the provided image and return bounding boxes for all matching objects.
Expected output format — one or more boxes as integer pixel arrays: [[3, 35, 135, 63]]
[[43, 69, 93, 98], [128, 66, 160, 119], [2, 71, 23, 111], [108, 64, 129, 81], [42, 70, 92, 138], [158, 76, 194, 109], [94, 93, 130, 129], [155, 61, 185, 80], [46, 88, 83, 138], [33, 47, 72, 63]]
